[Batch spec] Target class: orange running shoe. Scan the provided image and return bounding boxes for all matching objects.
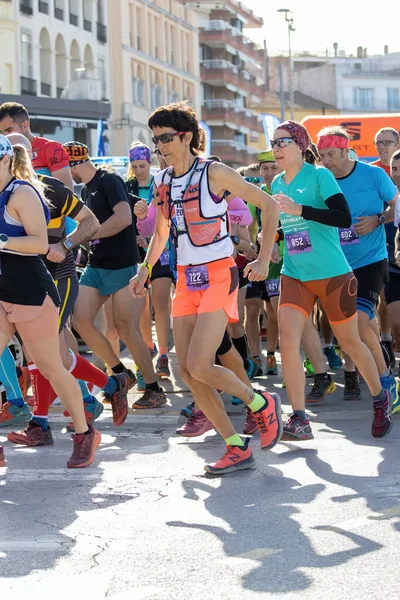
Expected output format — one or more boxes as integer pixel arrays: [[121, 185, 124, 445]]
[[204, 439, 255, 475], [254, 391, 283, 450]]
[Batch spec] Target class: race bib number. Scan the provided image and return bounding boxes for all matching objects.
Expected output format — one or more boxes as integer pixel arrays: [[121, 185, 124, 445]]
[[266, 278, 280, 296], [285, 230, 312, 255], [160, 251, 170, 266], [184, 265, 210, 291], [339, 227, 359, 246], [175, 202, 185, 232]]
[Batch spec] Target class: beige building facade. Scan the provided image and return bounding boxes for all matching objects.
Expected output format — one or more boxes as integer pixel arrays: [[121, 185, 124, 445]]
[[109, 0, 201, 155], [0, 0, 111, 150]]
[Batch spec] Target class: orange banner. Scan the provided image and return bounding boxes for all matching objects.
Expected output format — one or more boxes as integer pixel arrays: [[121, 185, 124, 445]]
[[301, 114, 400, 158]]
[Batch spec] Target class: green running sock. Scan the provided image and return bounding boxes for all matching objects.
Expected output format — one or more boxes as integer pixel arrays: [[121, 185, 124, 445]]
[[225, 433, 244, 447], [248, 391, 266, 413]]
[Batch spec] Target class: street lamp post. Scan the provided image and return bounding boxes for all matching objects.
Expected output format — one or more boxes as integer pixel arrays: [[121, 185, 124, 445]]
[[278, 8, 295, 120]]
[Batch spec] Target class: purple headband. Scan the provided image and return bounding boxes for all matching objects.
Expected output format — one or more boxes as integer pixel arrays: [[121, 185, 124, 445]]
[[275, 120, 311, 153], [129, 145, 151, 163]]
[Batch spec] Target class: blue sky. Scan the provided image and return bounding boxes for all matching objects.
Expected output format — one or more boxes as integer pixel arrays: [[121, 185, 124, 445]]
[[243, 1, 399, 57]]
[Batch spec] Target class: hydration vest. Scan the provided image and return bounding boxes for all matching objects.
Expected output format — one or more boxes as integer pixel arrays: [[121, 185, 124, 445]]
[[156, 158, 230, 248]]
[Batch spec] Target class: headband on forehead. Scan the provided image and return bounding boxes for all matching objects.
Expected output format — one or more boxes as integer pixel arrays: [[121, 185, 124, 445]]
[[0, 134, 14, 159], [317, 135, 350, 150], [64, 141, 90, 165], [129, 146, 151, 163], [276, 120, 311, 153]]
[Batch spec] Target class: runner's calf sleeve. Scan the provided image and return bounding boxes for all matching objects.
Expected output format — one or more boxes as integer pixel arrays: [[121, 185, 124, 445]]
[[69, 352, 108, 389]]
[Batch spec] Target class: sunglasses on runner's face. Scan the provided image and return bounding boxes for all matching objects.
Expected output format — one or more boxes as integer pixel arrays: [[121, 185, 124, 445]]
[[244, 176, 263, 184], [271, 137, 295, 149], [151, 132, 186, 146]]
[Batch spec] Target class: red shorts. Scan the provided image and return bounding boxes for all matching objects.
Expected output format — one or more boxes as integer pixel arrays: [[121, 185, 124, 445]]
[[173, 257, 239, 323], [0, 295, 59, 342]]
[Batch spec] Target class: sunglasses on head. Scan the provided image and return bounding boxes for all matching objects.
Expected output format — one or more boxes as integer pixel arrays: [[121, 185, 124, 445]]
[[271, 137, 295, 149], [244, 176, 262, 184], [151, 131, 186, 146]]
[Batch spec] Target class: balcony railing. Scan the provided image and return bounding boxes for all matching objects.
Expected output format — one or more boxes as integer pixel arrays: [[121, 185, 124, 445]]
[[213, 139, 258, 155], [55, 6, 64, 20], [41, 82, 51, 96], [20, 76, 37, 96], [69, 13, 78, 26], [201, 60, 261, 97], [341, 98, 400, 113], [202, 99, 260, 131], [84, 19, 92, 31], [20, 0, 33, 15], [38, 1, 48, 14], [211, 139, 259, 165], [200, 20, 262, 61], [97, 22, 107, 43], [57, 87, 64, 98]]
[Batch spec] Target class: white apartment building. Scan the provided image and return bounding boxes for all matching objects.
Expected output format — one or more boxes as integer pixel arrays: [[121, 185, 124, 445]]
[[108, 0, 201, 155], [0, 0, 111, 150], [269, 51, 400, 115]]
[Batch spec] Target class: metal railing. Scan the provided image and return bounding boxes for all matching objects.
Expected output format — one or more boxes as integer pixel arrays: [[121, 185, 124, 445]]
[[38, 1, 48, 14], [203, 99, 259, 118], [213, 139, 259, 154], [21, 76, 37, 96], [201, 60, 239, 73], [200, 20, 260, 52], [84, 19, 92, 32], [56, 87, 64, 98], [69, 13, 78, 26]]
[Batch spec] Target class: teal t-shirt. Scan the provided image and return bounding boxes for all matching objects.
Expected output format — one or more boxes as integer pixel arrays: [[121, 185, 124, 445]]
[[271, 163, 351, 282]]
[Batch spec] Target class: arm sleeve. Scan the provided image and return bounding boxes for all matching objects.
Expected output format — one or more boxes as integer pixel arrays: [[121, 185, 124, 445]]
[[227, 196, 253, 226], [301, 193, 352, 227], [44, 141, 70, 173], [136, 204, 156, 237], [102, 173, 131, 210]]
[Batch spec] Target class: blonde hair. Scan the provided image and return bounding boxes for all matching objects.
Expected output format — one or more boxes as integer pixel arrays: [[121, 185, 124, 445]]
[[11, 145, 48, 202], [127, 141, 151, 179]]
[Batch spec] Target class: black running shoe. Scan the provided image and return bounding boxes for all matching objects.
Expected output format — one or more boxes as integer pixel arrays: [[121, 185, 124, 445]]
[[343, 370, 361, 401]]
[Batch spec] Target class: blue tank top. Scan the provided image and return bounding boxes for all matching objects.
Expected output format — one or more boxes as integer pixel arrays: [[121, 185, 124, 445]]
[[0, 179, 50, 240]]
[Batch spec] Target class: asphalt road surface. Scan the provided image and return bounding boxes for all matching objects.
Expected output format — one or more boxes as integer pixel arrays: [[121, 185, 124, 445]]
[[1, 351, 399, 600]]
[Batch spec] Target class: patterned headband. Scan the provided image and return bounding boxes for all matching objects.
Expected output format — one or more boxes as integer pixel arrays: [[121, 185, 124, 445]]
[[129, 146, 151, 163], [275, 120, 311, 153]]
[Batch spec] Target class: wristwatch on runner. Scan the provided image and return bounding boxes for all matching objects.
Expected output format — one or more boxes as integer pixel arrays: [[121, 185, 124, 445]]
[[231, 235, 240, 246], [62, 238, 75, 251], [0, 234, 9, 249], [377, 213, 386, 226]]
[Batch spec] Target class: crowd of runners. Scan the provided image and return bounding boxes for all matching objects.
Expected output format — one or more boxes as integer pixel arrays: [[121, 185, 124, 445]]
[[0, 99, 399, 474]]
